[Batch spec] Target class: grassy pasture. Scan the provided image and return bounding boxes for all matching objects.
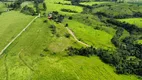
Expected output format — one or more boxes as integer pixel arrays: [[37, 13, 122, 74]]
[[0, 11, 34, 52], [73, 14, 116, 36], [119, 18, 142, 28], [80, 1, 110, 6], [0, 18, 139, 80], [92, 3, 142, 17], [0, 0, 141, 80], [45, 0, 83, 15], [137, 40, 142, 44], [0, 17, 81, 80], [64, 20, 115, 50]]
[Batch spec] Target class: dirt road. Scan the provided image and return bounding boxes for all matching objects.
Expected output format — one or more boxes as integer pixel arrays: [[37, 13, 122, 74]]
[[66, 27, 90, 47], [0, 14, 40, 55]]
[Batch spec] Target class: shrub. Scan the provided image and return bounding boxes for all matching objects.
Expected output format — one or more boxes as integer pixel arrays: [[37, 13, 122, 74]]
[[43, 20, 48, 23], [68, 16, 73, 20], [65, 23, 68, 27], [49, 25, 56, 34], [21, 6, 35, 15], [43, 48, 48, 52], [65, 33, 70, 38]]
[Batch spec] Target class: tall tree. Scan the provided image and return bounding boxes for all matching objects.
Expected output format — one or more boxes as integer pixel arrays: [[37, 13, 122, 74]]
[[71, 0, 80, 5], [43, 2, 47, 11]]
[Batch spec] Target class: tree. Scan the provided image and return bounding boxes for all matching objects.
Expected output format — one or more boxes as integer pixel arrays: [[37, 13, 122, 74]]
[[35, 3, 40, 13], [43, 2, 47, 11], [71, 0, 80, 5], [21, 6, 35, 15]]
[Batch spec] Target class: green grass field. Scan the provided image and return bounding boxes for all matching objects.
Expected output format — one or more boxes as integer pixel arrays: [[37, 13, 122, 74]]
[[0, 11, 34, 52], [119, 18, 142, 28], [92, 3, 142, 17], [80, 1, 110, 6], [63, 20, 115, 50], [137, 40, 142, 44], [45, 0, 83, 15], [0, 0, 141, 80], [0, 17, 139, 80]]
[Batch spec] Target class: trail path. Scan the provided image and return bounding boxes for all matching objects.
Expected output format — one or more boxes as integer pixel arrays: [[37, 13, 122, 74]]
[[66, 27, 90, 47], [0, 14, 40, 56]]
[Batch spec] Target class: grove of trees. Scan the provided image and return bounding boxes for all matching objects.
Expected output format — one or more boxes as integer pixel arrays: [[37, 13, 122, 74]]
[[21, 5, 35, 15]]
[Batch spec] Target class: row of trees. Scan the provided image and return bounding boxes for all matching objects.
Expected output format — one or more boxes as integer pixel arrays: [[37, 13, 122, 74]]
[[70, 0, 121, 5], [8, 0, 23, 9], [71, 0, 92, 5], [71, 0, 80, 5], [107, 19, 142, 34], [6, 0, 47, 14], [95, 11, 142, 19], [111, 28, 124, 47], [67, 41, 142, 76], [61, 9, 78, 13], [49, 25, 56, 35], [21, 5, 35, 15]]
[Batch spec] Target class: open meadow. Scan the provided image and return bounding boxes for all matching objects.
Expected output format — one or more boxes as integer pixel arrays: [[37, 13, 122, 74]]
[[45, 0, 83, 15], [0, 11, 34, 52], [0, 17, 139, 80], [0, 0, 141, 80], [119, 18, 142, 28]]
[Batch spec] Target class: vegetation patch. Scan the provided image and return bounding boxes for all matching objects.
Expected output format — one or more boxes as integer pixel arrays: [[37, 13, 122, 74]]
[[64, 20, 115, 49], [61, 8, 78, 13], [119, 18, 142, 28], [0, 0, 142, 79], [21, 5, 35, 15]]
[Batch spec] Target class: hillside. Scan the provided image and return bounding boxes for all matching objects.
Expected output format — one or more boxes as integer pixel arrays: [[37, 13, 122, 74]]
[[0, 0, 142, 80]]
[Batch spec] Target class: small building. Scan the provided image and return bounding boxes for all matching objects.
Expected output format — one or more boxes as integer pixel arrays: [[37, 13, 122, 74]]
[[48, 13, 53, 19]]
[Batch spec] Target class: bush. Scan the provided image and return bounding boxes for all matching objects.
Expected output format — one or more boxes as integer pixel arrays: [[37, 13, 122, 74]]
[[43, 20, 48, 23], [53, 11, 59, 15], [68, 16, 73, 20], [40, 53, 45, 57], [56, 34, 60, 37], [65, 33, 70, 38], [65, 23, 68, 27], [49, 25, 56, 34], [43, 48, 48, 52], [21, 6, 35, 15]]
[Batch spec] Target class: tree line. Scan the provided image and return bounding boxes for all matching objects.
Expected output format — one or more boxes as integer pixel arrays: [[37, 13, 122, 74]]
[[66, 23, 142, 76], [67, 39, 142, 76], [107, 19, 142, 34], [95, 11, 142, 19], [4, 0, 47, 15]]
